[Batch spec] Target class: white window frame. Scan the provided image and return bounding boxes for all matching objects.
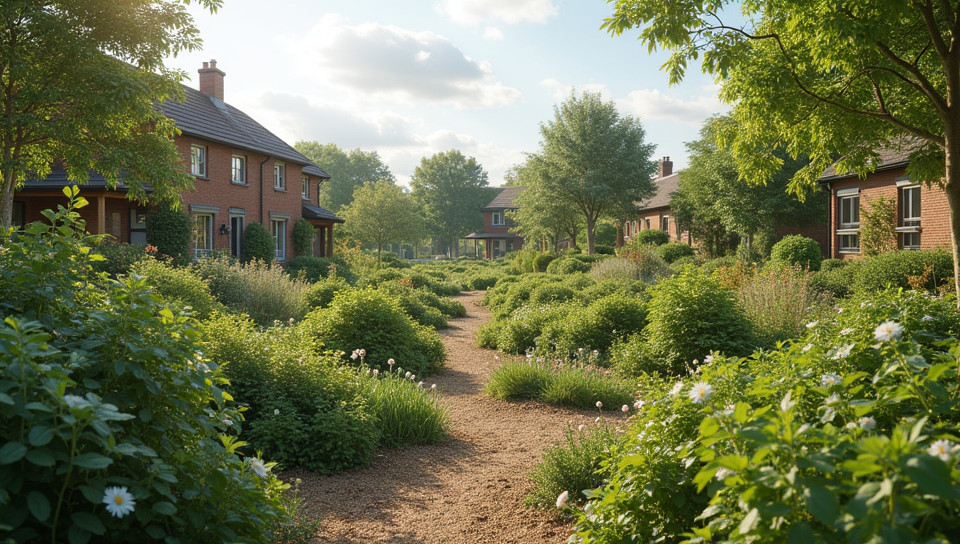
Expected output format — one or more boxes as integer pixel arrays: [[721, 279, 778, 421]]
[[492, 211, 503, 226], [231, 155, 246, 184], [274, 162, 286, 190], [271, 219, 287, 261], [660, 215, 670, 233], [190, 145, 207, 177], [899, 184, 921, 250], [837, 192, 860, 253], [301, 177, 309, 200], [194, 213, 214, 258]]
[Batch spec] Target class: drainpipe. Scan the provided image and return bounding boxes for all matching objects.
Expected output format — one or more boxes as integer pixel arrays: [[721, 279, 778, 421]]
[[259, 156, 271, 224], [825, 182, 833, 258]]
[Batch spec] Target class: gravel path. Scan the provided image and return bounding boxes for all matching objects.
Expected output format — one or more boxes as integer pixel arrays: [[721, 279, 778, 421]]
[[286, 291, 620, 543]]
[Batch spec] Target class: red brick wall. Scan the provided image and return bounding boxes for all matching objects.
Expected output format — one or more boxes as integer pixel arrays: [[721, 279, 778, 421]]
[[827, 166, 951, 260], [635, 208, 690, 243]]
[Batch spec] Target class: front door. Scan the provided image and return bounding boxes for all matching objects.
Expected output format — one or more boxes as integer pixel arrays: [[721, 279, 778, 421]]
[[230, 215, 243, 258]]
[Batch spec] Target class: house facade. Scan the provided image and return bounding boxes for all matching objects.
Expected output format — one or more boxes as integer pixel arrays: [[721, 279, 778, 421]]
[[818, 145, 951, 260], [464, 186, 525, 259], [14, 60, 342, 260], [624, 157, 691, 244]]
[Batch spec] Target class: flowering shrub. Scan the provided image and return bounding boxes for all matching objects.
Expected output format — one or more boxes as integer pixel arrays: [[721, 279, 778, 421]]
[[572, 288, 960, 543], [0, 193, 291, 543]]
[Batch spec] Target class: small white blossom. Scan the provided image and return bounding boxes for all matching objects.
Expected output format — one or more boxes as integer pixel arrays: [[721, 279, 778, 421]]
[[405, 371, 412, 379], [928, 439, 955, 461], [825, 393, 841, 406], [596, 401, 603, 409], [372, 369, 379, 376], [874, 321, 904, 342], [247, 457, 269, 478], [845, 421, 858, 430], [703, 354, 714, 364], [102, 486, 136, 518], [556, 490, 569, 509], [837, 307, 844, 314], [431, 384, 437, 390], [802, 344, 813, 353], [722, 404, 735, 416], [922, 315, 934, 322], [820, 373, 842, 388], [577, 424, 586, 432], [840, 328, 854, 336], [418, 381, 425, 387], [832, 344, 854, 360], [633, 400, 645, 410], [410, 374, 416, 381], [350, 350, 359, 360], [621, 405, 629, 413], [858, 416, 876, 430], [388, 358, 395, 366], [715, 467, 735, 481], [669, 382, 685, 395], [688, 382, 713, 404], [358, 349, 366, 357], [594, 416, 601, 423], [273, 409, 280, 416], [806, 321, 818, 329]]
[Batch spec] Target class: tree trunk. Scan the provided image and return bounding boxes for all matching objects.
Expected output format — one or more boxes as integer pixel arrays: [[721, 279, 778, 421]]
[[585, 216, 596, 254], [1, 168, 14, 229], [944, 134, 960, 308], [450, 236, 459, 258]]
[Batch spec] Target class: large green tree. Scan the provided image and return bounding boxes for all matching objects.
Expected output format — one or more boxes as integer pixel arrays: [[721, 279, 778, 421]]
[[339, 180, 423, 262], [294, 142, 395, 213], [0, 0, 219, 228], [509, 155, 583, 252], [531, 91, 656, 254], [410, 149, 492, 258], [604, 0, 960, 299]]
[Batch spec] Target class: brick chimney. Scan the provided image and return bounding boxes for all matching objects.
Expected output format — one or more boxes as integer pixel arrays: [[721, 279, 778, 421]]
[[657, 156, 673, 178], [198, 59, 226, 101]]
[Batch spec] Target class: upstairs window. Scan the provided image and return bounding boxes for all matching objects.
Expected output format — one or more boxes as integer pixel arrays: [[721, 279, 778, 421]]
[[190, 145, 207, 177], [302, 177, 310, 200], [274, 163, 286, 190], [899, 184, 921, 250], [231, 155, 246, 184], [492, 211, 503, 226]]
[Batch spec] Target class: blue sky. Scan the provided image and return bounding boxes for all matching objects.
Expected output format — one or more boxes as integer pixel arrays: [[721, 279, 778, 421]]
[[165, 0, 728, 186]]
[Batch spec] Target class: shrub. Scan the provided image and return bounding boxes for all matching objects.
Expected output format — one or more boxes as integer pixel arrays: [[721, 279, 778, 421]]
[[0, 196, 291, 543], [631, 229, 670, 246], [546, 257, 591, 275], [655, 242, 694, 263], [810, 259, 862, 299], [493, 275, 561, 318], [859, 195, 898, 256], [145, 206, 192, 265], [467, 274, 500, 290], [853, 249, 953, 294], [615, 243, 673, 282], [608, 333, 666, 378], [589, 257, 647, 282], [242, 222, 275, 263], [594, 244, 615, 255], [291, 218, 315, 257], [645, 268, 755, 372], [305, 289, 446, 376], [820, 258, 847, 272], [528, 283, 577, 306], [579, 278, 648, 302], [241, 260, 312, 326], [286, 255, 336, 283], [768, 234, 822, 271], [526, 426, 623, 510], [305, 275, 352, 309], [90, 240, 146, 277], [130, 257, 223, 319], [533, 252, 557, 272], [494, 304, 575, 354], [544, 294, 647, 358]]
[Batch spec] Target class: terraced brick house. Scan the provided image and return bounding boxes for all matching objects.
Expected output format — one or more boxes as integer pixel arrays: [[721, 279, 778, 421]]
[[623, 157, 691, 244], [464, 186, 525, 259], [13, 60, 343, 260]]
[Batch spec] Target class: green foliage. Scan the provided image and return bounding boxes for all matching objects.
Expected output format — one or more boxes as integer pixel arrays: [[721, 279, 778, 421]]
[[241, 222, 275, 264], [485, 358, 633, 410], [527, 426, 624, 510], [305, 275, 352, 309], [305, 289, 446, 376], [738, 266, 831, 349], [90, 240, 147, 277], [145, 206, 192, 266], [859, 195, 899, 256], [340, 180, 424, 260], [291, 218, 315, 257], [492, 304, 575, 354], [594, 244, 615, 255], [655, 241, 694, 263], [130, 257, 223, 320], [616, 240, 673, 282], [645, 268, 755, 371], [811, 259, 862, 299], [546, 256, 592, 275], [294, 142, 395, 213], [484, 360, 553, 401], [632, 229, 670, 246], [490, 274, 562, 318], [854, 249, 953, 294], [377, 282, 448, 329], [192, 256, 311, 326], [608, 332, 666, 378], [533, 252, 557, 273], [285, 255, 338, 283], [544, 294, 647, 358], [0, 193, 291, 543], [529, 283, 577, 306], [365, 374, 449, 446], [769, 234, 823, 271]]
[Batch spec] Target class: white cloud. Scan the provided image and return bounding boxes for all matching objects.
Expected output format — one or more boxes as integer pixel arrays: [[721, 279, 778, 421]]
[[288, 15, 521, 109], [539, 79, 612, 103], [617, 88, 728, 125], [438, 0, 558, 25], [483, 26, 505, 40]]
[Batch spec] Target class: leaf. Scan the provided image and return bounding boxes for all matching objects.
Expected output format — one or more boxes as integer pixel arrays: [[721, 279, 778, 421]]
[[25, 448, 55, 467], [27, 426, 54, 447], [699, 416, 720, 437], [145, 525, 165, 539], [152, 501, 177, 516], [28, 491, 51, 522], [71, 512, 105, 535], [787, 521, 815, 544], [0, 392, 13, 405], [739, 507, 759, 535], [68, 526, 91, 544], [0, 442, 27, 464], [904, 455, 960, 499], [72, 453, 112, 470], [803, 482, 838, 526]]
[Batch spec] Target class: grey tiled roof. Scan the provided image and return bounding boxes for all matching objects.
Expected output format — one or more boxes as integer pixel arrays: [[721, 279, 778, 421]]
[[483, 186, 525, 210], [23, 162, 131, 191], [818, 139, 916, 181], [303, 204, 344, 223], [160, 86, 329, 178], [639, 172, 679, 211]]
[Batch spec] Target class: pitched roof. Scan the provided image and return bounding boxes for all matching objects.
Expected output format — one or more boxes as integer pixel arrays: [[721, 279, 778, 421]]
[[483, 186, 525, 210], [160, 86, 329, 178], [818, 139, 916, 182], [22, 162, 132, 191], [302, 204, 344, 223], [638, 172, 679, 211]]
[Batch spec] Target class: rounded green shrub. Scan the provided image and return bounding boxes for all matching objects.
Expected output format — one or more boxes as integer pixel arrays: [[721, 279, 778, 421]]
[[545, 293, 647, 358], [90, 240, 147, 277], [539, 368, 634, 409], [529, 283, 577, 306], [853, 249, 953, 294], [632, 229, 670, 246], [305, 275, 351, 309], [130, 257, 222, 319], [820, 258, 847, 272], [595, 244, 615, 255], [546, 257, 591, 275], [145, 206, 192, 265], [242, 222, 275, 263], [769, 234, 822, 271], [656, 242, 694, 263], [291, 218, 315, 257], [609, 333, 664, 378], [645, 268, 755, 372], [306, 289, 446, 375], [484, 360, 552, 400], [496, 303, 574, 354], [286, 255, 335, 282], [494, 275, 561, 318], [614, 244, 673, 282], [533, 252, 556, 273]]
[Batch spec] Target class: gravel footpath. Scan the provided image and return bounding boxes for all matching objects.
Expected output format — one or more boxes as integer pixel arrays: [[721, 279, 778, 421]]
[[285, 291, 621, 543]]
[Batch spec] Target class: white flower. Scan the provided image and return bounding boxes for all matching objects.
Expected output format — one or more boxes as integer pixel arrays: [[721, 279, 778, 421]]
[[350, 350, 359, 360], [596, 401, 603, 409], [845, 421, 858, 430], [669, 382, 685, 395], [801, 344, 813, 353], [874, 321, 904, 342], [832, 344, 854, 360], [63, 394, 86, 408], [577, 424, 586, 432], [806, 321, 818, 329], [247, 457, 269, 478], [431, 384, 437, 390], [578, 348, 584, 354], [621, 405, 629, 413], [703, 354, 714, 364], [837, 307, 844, 314], [405, 371, 412, 379], [273, 409, 280, 416], [715, 467, 735, 481], [928, 439, 955, 461], [102, 486, 136, 518], [288, 317, 295, 324], [820, 373, 842, 388], [388, 358, 395, 366], [556, 490, 569, 508], [633, 400, 645, 410], [922, 315, 934, 322], [825, 393, 841, 406], [418, 381, 425, 387], [358, 349, 366, 357], [688, 382, 713, 404], [594, 416, 601, 423], [372, 369, 379, 376], [592, 350, 599, 357], [722, 404, 735, 416], [840, 328, 854, 336], [858, 416, 876, 430]]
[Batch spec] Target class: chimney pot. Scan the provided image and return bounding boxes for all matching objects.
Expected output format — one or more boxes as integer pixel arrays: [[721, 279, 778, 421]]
[[658, 156, 673, 178], [198, 59, 226, 101]]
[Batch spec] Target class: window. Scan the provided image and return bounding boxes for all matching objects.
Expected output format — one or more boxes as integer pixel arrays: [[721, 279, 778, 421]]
[[660, 215, 670, 233], [271, 219, 287, 260], [231, 155, 246, 184], [194, 213, 214, 257], [644, 218, 651, 230], [492, 211, 503, 226], [837, 192, 860, 253], [274, 163, 286, 190], [899, 184, 921, 249], [301, 177, 309, 200], [190, 145, 207, 177], [12, 201, 25, 228]]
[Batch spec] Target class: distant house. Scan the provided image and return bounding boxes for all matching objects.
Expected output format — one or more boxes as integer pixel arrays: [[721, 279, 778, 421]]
[[13, 60, 343, 260], [624, 157, 691, 244], [464, 186, 525, 259], [818, 142, 950, 259]]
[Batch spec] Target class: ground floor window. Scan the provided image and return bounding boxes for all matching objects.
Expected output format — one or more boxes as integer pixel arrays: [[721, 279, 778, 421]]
[[194, 213, 214, 258], [12, 201, 25, 228], [271, 219, 287, 261], [838, 233, 860, 253]]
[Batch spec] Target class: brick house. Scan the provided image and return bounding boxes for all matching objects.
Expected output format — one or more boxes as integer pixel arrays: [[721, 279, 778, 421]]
[[464, 186, 525, 259], [13, 60, 342, 260], [818, 144, 950, 259], [624, 157, 691, 244]]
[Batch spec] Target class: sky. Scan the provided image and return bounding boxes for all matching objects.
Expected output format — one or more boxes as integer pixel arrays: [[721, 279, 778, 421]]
[[165, 0, 729, 187]]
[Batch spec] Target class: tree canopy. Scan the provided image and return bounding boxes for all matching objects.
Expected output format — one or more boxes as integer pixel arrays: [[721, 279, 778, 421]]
[[0, 0, 220, 227], [528, 91, 656, 254], [339, 180, 423, 262], [604, 0, 960, 297], [410, 150, 492, 258], [509, 155, 583, 252], [294, 142, 395, 213]]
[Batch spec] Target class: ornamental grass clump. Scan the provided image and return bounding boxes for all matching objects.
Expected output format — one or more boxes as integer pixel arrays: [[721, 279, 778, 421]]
[[364, 370, 449, 447], [525, 425, 623, 510], [737, 265, 832, 348], [484, 355, 634, 410]]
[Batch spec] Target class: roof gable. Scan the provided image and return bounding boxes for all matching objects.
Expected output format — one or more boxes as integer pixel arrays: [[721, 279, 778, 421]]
[[638, 172, 679, 210], [483, 186, 525, 210]]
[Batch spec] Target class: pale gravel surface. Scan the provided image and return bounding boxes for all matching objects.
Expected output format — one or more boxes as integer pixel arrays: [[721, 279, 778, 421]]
[[284, 291, 628, 544]]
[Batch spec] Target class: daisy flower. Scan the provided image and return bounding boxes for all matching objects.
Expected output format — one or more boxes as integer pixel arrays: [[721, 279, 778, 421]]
[[820, 373, 842, 387], [688, 382, 713, 404], [102, 486, 136, 518], [874, 321, 904, 342], [928, 439, 955, 461], [247, 457, 269, 478], [858, 416, 876, 431]]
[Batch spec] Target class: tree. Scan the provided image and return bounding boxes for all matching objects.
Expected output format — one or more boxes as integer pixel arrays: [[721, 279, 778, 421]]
[[0, 0, 219, 228], [604, 0, 960, 300], [410, 150, 493, 258], [509, 155, 584, 252], [532, 91, 657, 254], [339, 180, 423, 262], [294, 142, 395, 213]]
